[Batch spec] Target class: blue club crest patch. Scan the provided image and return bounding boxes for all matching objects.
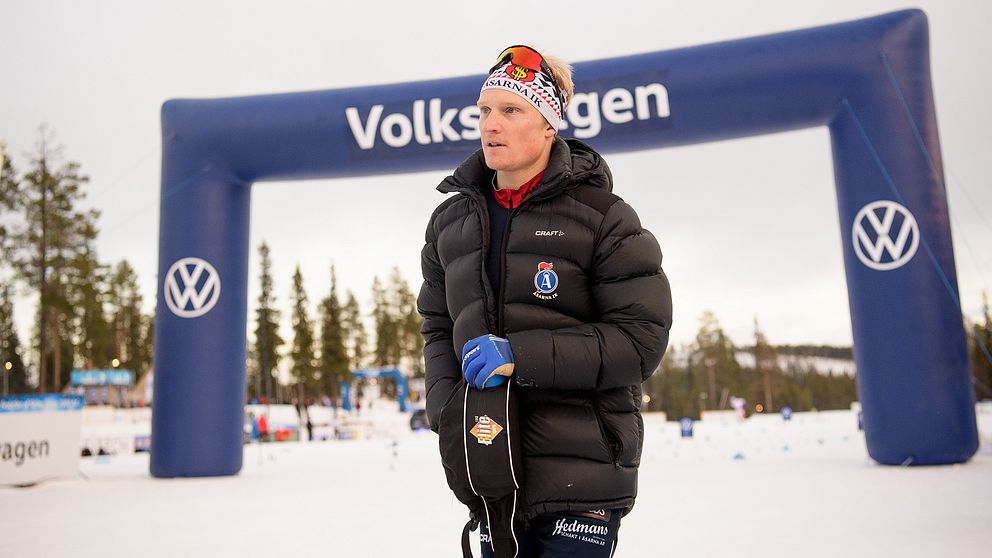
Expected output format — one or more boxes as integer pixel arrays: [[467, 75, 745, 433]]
[[533, 261, 559, 300]]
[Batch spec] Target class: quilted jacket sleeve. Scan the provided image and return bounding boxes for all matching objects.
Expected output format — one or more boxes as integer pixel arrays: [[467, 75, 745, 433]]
[[507, 199, 672, 391], [416, 214, 462, 433]]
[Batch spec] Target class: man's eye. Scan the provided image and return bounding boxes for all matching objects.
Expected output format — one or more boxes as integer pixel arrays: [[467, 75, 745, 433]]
[[480, 107, 491, 114], [505, 107, 518, 114]]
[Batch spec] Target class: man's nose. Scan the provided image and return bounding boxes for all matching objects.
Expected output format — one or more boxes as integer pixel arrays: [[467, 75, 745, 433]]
[[482, 113, 502, 132]]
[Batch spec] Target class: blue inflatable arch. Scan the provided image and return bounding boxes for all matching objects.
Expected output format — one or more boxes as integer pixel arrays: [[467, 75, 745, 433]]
[[341, 367, 410, 413], [152, 9, 978, 477]]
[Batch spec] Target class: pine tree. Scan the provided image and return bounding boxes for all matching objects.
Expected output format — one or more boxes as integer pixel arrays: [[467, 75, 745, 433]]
[[8, 127, 95, 391], [250, 242, 283, 401], [107, 260, 149, 378], [341, 290, 368, 371], [318, 263, 349, 401], [68, 213, 114, 370], [0, 141, 18, 261], [647, 344, 702, 419], [777, 360, 815, 411], [371, 275, 398, 367], [142, 311, 154, 378], [289, 265, 318, 399], [969, 292, 992, 401], [752, 317, 778, 412], [0, 284, 30, 394], [390, 267, 425, 378], [689, 311, 743, 412], [43, 281, 75, 391], [0, 145, 28, 393], [644, 347, 676, 414]]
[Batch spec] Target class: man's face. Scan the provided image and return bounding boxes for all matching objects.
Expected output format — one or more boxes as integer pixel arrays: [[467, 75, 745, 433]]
[[477, 89, 554, 174]]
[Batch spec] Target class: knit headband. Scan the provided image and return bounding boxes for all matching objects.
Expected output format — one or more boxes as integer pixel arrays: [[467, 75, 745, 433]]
[[480, 62, 565, 131]]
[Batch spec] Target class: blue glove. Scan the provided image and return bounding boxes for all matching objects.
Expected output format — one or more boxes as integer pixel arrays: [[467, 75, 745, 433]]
[[461, 334, 515, 390]]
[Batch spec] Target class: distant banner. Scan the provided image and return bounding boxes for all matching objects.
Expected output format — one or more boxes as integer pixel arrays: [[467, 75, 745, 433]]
[[0, 394, 84, 413], [70, 369, 134, 387], [0, 395, 83, 486]]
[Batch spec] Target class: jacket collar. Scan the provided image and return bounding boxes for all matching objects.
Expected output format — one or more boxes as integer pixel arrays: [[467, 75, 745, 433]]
[[492, 170, 545, 209], [437, 137, 611, 202]]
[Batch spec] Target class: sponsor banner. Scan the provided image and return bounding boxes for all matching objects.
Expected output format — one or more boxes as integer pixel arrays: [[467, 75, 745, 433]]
[[0, 395, 83, 486], [69, 369, 134, 387], [343, 70, 671, 164], [0, 394, 84, 413]]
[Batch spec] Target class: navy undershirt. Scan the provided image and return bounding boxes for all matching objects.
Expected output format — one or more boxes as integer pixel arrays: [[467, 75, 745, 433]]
[[484, 184, 511, 299]]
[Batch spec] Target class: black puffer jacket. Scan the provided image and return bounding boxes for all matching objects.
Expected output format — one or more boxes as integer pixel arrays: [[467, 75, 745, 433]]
[[418, 137, 672, 520]]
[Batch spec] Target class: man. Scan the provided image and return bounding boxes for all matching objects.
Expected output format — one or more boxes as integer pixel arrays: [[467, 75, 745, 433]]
[[418, 45, 672, 557]]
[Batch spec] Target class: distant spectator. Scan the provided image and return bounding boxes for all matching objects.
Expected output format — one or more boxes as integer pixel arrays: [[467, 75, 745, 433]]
[[248, 412, 260, 442], [258, 413, 269, 443]]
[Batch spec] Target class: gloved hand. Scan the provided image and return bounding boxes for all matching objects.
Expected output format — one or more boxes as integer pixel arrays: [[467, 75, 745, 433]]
[[461, 334, 515, 390]]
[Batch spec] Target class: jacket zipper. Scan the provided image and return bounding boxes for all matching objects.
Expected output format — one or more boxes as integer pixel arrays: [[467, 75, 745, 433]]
[[470, 191, 498, 335], [495, 171, 571, 337], [496, 203, 520, 338]]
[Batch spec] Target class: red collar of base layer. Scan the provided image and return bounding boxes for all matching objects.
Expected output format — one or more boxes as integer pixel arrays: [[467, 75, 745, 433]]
[[493, 170, 545, 209]]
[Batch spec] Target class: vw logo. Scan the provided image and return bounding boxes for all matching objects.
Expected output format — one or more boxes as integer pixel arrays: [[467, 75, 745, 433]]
[[164, 257, 221, 318], [852, 200, 919, 271]]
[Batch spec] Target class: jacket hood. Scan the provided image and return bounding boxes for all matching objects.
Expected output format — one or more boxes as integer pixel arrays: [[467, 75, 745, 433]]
[[438, 137, 613, 199]]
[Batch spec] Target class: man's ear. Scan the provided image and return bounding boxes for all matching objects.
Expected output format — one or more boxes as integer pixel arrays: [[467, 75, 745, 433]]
[[544, 125, 556, 139]]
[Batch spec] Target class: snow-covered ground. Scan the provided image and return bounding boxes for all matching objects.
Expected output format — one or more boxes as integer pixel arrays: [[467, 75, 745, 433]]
[[2, 405, 991, 558]]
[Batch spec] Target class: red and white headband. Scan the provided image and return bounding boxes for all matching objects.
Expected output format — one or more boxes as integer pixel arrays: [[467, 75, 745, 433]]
[[481, 62, 566, 131]]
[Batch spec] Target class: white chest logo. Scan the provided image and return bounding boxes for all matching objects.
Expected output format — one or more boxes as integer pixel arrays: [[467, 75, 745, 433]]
[[533, 261, 560, 300]]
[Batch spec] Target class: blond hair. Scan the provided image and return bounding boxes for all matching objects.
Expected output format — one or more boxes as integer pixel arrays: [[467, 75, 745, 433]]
[[490, 45, 575, 110], [542, 52, 574, 109]]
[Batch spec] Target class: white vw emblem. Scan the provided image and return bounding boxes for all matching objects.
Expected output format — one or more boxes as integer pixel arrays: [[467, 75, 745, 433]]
[[852, 200, 920, 271], [164, 257, 222, 318]]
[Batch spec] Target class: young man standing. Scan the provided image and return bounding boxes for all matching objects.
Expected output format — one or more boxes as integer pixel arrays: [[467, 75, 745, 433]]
[[418, 45, 672, 557]]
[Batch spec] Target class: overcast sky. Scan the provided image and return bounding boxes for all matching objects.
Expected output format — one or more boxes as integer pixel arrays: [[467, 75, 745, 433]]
[[1, 0, 990, 356]]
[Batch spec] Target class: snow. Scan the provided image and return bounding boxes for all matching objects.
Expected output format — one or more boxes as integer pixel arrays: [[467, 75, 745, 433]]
[[2, 405, 990, 557]]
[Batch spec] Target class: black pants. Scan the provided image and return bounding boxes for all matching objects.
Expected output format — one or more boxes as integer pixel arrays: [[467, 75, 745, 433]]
[[480, 509, 621, 557]]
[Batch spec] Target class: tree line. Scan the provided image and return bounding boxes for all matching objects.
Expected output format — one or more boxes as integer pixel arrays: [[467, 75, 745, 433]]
[[1, 128, 152, 394], [643, 307, 992, 419], [248, 242, 424, 405], [643, 311, 859, 419], [967, 293, 992, 402], [4, 128, 990, 408], [0, 128, 425, 402]]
